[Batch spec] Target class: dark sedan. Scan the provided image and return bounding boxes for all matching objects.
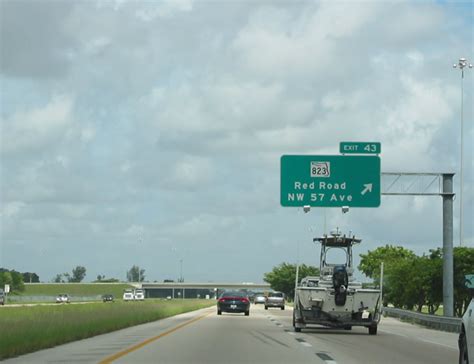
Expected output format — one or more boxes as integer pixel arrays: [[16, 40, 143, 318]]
[[217, 291, 250, 316], [102, 294, 114, 302]]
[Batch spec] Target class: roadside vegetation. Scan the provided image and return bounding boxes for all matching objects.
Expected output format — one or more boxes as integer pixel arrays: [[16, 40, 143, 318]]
[[359, 245, 474, 317], [263, 263, 319, 300], [18, 283, 134, 299], [0, 299, 215, 360]]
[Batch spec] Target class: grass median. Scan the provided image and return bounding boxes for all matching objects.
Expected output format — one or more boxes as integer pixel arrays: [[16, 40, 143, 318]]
[[0, 299, 215, 360]]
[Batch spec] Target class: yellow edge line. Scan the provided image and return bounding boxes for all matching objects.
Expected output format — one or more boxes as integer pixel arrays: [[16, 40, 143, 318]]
[[99, 310, 212, 364]]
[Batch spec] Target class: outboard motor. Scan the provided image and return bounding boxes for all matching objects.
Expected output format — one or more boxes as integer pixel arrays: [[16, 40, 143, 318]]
[[333, 265, 349, 306]]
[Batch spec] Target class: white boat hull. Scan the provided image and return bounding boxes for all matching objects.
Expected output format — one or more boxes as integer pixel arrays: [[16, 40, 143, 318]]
[[294, 286, 381, 328]]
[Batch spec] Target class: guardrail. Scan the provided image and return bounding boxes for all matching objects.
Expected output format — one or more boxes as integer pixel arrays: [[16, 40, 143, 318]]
[[382, 307, 461, 333]]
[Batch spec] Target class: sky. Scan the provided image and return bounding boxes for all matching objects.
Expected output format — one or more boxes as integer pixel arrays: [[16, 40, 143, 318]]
[[0, 0, 473, 284]]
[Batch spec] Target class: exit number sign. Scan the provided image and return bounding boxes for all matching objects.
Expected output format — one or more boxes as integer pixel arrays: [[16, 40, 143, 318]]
[[340, 142, 381, 154]]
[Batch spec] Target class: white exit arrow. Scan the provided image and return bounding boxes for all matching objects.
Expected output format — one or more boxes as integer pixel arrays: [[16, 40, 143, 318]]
[[361, 183, 373, 195]]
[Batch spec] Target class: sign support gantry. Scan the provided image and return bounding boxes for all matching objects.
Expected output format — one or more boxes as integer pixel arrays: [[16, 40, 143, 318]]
[[382, 172, 455, 317]]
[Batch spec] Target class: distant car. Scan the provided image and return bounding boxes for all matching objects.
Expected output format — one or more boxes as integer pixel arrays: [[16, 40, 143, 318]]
[[123, 289, 134, 301], [56, 294, 70, 303], [134, 289, 145, 301], [0, 289, 4, 306], [217, 291, 250, 316], [102, 294, 114, 302], [254, 293, 266, 305], [265, 291, 285, 310], [459, 298, 474, 364]]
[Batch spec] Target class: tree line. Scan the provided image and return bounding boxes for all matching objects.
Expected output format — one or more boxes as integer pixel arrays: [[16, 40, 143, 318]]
[[263, 262, 319, 300], [359, 245, 473, 317], [0, 265, 147, 293], [0, 268, 31, 292], [53, 266, 87, 283]]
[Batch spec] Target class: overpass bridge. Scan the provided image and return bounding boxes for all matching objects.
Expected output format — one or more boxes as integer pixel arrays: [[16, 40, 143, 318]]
[[139, 282, 271, 299]]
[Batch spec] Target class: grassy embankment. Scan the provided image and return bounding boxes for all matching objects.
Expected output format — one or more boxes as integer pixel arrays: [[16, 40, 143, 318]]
[[0, 299, 215, 360], [14, 283, 135, 301]]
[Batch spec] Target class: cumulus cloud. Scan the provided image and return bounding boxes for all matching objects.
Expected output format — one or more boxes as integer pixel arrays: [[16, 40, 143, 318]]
[[1, 95, 74, 154], [232, 2, 376, 79], [173, 157, 213, 185], [1, 201, 26, 218], [135, 0, 194, 21], [0, 1, 76, 78]]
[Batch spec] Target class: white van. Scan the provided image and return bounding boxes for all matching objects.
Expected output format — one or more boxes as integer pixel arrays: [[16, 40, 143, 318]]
[[123, 289, 134, 301], [134, 289, 145, 301]]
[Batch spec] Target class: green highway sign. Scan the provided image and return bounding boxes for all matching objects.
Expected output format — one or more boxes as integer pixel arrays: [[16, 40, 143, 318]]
[[280, 155, 381, 207], [340, 142, 381, 154], [465, 275, 474, 289]]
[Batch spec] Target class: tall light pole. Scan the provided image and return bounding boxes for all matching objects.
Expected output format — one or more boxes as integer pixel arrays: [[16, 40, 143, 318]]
[[453, 57, 472, 246]]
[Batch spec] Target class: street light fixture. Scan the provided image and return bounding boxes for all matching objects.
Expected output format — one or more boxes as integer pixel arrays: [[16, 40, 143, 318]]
[[453, 57, 472, 246]]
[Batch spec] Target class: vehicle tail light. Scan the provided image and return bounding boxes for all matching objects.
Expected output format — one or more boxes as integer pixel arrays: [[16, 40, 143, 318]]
[[218, 297, 249, 303]]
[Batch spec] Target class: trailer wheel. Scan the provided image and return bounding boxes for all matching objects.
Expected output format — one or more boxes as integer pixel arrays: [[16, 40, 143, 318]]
[[459, 329, 468, 364], [368, 325, 378, 335], [293, 311, 302, 332]]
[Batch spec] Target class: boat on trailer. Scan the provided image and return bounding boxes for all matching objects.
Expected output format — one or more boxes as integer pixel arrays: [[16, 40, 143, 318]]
[[293, 229, 381, 335]]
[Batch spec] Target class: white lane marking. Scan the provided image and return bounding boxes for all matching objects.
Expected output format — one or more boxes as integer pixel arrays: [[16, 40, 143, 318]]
[[325, 361, 338, 364], [287, 332, 296, 336], [378, 329, 457, 350], [300, 342, 312, 347]]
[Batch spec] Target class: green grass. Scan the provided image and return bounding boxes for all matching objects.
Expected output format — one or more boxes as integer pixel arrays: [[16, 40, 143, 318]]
[[18, 283, 134, 299], [420, 306, 444, 316], [0, 299, 215, 360]]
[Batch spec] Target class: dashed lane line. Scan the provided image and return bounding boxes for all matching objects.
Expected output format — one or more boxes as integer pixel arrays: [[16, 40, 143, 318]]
[[317, 352, 338, 364], [295, 337, 312, 347], [268, 316, 338, 363]]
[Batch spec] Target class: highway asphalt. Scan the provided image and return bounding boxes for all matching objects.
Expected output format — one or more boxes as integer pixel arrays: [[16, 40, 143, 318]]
[[4, 304, 458, 364]]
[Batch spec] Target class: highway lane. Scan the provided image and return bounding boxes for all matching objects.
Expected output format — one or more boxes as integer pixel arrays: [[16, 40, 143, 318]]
[[265, 305, 458, 364], [4, 304, 458, 364]]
